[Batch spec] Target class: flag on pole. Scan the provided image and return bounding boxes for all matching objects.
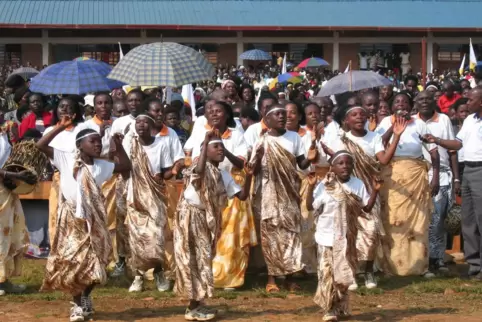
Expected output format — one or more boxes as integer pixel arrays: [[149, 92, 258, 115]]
[[281, 53, 287, 74], [459, 54, 466, 76], [469, 38, 477, 71], [430, 55, 434, 74], [118, 42, 124, 60], [182, 84, 197, 121], [344, 61, 351, 73]]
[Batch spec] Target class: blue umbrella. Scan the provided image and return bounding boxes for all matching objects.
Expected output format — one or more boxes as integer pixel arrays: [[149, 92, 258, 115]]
[[316, 70, 392, 97], [29, 60, 125, 95], [240, 49, 271, 61]]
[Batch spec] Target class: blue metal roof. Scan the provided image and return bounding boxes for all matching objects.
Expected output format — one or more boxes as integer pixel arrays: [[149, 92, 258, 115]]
[[0, 0, 480, 29]]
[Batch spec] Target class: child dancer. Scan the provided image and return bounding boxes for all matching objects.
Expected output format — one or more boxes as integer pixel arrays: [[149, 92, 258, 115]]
[[37, 116, 131, 322], [307, 151, 380, 322], [174, 130, 257, 321]]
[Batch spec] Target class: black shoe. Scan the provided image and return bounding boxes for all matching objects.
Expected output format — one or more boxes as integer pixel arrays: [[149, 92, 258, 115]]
[[434, 259, 449, 272]]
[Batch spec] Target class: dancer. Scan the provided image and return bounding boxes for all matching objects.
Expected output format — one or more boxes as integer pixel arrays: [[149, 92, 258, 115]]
[[306, 151, 380, 321], [37, 116, 131, 322], [251, 103, 318, 292], [327, 105, 408, 289], [174, 130, 256, 321], [185, 100, 256, 290], [123, 113, 175, 293], [0, 132, 32, 296]]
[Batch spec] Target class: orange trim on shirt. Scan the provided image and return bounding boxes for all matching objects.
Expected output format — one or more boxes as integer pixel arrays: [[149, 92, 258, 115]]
[[93, 115, 112, 126], [297, 127, 307, 137], [158, 125, 169, 136], [260, 119, 268, 131], [417, 112, 439, 123], [203, 124, 232, 139]]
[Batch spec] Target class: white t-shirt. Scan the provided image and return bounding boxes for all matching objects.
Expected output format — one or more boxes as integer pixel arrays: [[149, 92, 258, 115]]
[[313, 176, 370, 247], [415, 113, 455, 186], [376, 116, 437, 158], [358, 53, 368, 69], [324, 121, 370, 147], [400, 52, 410, 65], [183, 169, 241, 209], [123, 138, 173, 175], [456, 113, 482, 162], [299, 128, 329, 169], [154, 127, 186, 164], [184, 127, 247, 173], [254, 130, 305, 157], [111, 114, 135, 135], [82, 118, 114, 157], [0, 132, 11, 168], [328, 131, 384, 158], [43, 125, 83, 153], [53, 149, 114, 203], [244, 121, 265, 149]]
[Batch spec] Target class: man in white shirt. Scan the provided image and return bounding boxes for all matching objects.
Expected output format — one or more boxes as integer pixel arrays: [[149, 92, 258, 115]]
[[111, 89, 145, 135], [415, 91, 459, 272], [423, 86, 482, 280]]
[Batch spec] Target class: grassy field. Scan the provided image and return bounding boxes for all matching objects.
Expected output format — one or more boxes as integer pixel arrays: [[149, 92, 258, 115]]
[[1, 259, 482, 321]]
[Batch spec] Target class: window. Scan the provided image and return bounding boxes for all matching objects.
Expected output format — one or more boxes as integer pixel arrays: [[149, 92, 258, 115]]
[[437, 44, 463, 62]]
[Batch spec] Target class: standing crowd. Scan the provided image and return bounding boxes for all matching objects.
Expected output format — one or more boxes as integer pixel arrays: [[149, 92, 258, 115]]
[[0, 63, 481, 322]]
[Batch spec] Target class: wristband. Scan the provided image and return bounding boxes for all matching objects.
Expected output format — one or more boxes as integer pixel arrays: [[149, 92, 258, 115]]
[[454, 179, 461, 183], [436, 138, 441, 145]]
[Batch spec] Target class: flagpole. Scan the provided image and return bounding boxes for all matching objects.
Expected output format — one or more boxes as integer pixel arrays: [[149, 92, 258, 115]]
[[349, 60, 353, 91]]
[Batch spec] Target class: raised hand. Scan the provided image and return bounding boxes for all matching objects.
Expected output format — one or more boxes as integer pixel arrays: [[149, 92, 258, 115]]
[[307, 145, 319, 162], [307, 172, 317, 186], [372, 176, 384, 191], [58, 115, 72, 128], [393, 116, 408, 136]]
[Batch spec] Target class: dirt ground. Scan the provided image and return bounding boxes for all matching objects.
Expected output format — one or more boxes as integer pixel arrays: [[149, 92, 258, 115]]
[[1, 259, 482, 322]]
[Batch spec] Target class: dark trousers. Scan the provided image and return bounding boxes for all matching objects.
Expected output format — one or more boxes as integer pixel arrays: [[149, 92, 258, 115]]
[[462, 165, 482, 274]]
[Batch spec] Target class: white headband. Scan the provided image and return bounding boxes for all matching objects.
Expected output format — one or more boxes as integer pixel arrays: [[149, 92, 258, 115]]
[[76, 132, 99, 142], [265, 107, 286, 116], [208, 139, 223, 145], [426, 85, 438, 91], [345, 106, 366, 115], [330, 152, 353, 164], [135, 114, 156, 123]]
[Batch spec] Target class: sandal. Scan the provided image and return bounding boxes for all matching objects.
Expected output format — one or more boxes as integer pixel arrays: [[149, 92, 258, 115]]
[[265, 283, 280, 293]]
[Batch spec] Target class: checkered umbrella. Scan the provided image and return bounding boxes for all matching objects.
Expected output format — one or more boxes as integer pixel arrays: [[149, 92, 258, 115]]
[[239, 49, 271, 61], [29, 60, 125, 95], [10, 67, 39, 80], [107, 42, 215, 87]]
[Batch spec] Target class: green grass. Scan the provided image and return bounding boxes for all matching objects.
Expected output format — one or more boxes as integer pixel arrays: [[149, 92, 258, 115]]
[[4, 259, 482, 303]]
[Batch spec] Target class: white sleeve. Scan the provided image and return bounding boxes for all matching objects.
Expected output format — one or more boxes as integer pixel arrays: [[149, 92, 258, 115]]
[[161, 144, 174, 169], [294, 133, 305, 157], [184, 135, 196, 151], [375, 117, 390, 135], [456, 117, 468, 144], [232, 132, 248, 160], [221, 170, 241, 198], [53, 149, 70, 171], [373, 133, 385, 155], [446, 119, 455, 141], [243, 125, 258, 149], [312, 182, 326, 211], [357, 180, 370, 207], [98, 160, 115, 184], [169, 131, 185, 163]]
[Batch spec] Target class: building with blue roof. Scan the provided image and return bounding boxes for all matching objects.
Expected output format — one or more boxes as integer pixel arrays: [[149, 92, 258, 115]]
[[0, 0, 481, 72]]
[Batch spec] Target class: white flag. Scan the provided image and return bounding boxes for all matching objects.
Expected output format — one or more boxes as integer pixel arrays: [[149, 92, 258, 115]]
[[459, 54, 466, 76], [281, 53, 287, 74], [118, 42, 124, 60], [470, 38, 477, 71], [182, 84, 197, 121], [344, 62, 350, 73]]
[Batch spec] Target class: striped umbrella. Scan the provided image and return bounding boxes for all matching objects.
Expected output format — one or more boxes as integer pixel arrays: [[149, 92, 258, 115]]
[[107, 42, 215, 87], [239, 49, 271, 61], [297, 57, 330, 69], [10, 67, 39, 80], [29, 60, 125, 95], [269, 72, 303, 89]]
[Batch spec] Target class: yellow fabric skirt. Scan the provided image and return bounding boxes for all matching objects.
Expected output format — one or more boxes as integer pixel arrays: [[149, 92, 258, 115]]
[[0, 183, 29, 283], [102, 175, 118, 262], [379, 158, 432, 276], [163, 179, 179, 281], [48, 171, 60, 246], [213, 169, 257, 288]]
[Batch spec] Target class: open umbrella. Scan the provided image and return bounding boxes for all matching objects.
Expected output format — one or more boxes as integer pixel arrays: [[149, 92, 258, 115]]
[[239, 49, 271, 61], [297, 57, 330, 69], [269, 72, 303, 89], [29, 60, 125, 95], [73, 57, 91, 61], [107, 42, 215, 87], [316, 70, 392, 97], [10, 67, 39, 80]]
